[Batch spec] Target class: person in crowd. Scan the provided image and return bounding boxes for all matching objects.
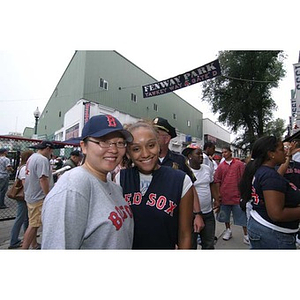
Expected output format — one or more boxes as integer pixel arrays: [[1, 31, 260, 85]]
[[277, 140, 300, 246], [152, 117, 204, 239], [203, 143, 218, 244], [212, 154, 221, 172], [202, 141, 216, 173], [214, 146, 249, 245], [213, 154, 221, 164], [52, 156, 63, 182], [52, 150, 84, 178], [63, 150, 83, 169], [42, 114, 134, 249], [116, 121, 194, 249], [239, 136, 300, 249], [22, 141, 55, 249], [182, 144, 219, 249], [277, 140, 300, 183], [8, 150, 34, 249], [290, 139, 300, 162], [0, 148, 13, 209]]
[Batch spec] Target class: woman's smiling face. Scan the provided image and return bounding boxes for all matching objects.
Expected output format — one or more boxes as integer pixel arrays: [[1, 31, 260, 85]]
[[127, 126, 160, 174], [80, 131, 126, 181]]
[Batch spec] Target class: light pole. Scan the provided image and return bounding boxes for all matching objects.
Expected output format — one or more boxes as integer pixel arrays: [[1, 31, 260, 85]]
[[33, 107, 40, 135]]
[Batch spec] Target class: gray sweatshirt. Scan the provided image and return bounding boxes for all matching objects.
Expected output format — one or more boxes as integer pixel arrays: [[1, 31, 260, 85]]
[[42, 166, 134, 249]]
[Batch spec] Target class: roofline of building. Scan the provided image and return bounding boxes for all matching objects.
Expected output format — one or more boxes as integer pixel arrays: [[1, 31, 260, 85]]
[[41, 50, 204, 119], [203, 118, 231, 134]]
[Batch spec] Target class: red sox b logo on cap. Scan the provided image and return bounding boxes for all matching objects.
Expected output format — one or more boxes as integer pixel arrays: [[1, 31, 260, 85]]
[[106, 115, 117, 127]]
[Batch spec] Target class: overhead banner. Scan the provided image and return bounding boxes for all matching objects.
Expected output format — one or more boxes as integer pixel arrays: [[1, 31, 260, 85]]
[[142, 59, 221, 98]]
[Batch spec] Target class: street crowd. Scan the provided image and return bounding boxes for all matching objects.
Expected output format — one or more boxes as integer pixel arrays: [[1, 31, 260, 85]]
[[1, 114, 300, 250]]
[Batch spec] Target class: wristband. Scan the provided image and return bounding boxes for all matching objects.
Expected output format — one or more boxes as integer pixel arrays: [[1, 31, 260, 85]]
[[193, 211, 203, 216]]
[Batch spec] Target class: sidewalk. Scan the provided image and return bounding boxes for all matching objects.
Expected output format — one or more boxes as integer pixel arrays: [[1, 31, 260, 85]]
[[1, 217, 298, 250], [213, 220, 250, 249], [0, 218, 249, 250], [0, 219, 42, 249]]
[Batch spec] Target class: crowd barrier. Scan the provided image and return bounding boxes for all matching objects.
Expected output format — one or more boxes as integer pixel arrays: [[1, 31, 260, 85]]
[[0, 135, 78, 221]]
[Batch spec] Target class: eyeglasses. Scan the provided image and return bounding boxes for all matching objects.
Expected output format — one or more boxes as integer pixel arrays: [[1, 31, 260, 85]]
[[86, 139, 127, 148]]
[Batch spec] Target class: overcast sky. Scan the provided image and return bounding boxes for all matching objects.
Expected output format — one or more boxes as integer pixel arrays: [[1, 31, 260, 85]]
[[0, 48, 298, 137], [1, 2, 299, 139]]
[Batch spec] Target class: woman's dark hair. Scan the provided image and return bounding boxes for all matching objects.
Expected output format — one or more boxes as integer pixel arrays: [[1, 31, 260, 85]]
[[239, 136, 280, 209]]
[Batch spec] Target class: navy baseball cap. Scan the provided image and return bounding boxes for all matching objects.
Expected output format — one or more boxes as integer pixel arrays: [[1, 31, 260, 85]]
[[81, 114, 133, 142], [152, 117, 177, 139]]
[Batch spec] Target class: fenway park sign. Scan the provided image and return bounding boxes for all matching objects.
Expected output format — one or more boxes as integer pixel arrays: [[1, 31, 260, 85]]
[[142, 59, 221, 98]]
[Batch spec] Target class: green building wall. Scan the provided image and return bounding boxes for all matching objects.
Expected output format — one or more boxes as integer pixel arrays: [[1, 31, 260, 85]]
[[38, 50, 203, 139]]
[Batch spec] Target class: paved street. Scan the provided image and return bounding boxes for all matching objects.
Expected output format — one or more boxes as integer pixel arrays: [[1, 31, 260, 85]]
[[0, 218, 42, 249], [0, 217, 249, 250], [205, 219, 250, 249]]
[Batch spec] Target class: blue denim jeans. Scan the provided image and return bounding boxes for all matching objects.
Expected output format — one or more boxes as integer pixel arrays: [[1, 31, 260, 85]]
[[247, 216, 296, 249], [217, 204, 247, 227], [192, 211, 216, 249], [10, 200, 29, 247], [0, 177, 9, 207]]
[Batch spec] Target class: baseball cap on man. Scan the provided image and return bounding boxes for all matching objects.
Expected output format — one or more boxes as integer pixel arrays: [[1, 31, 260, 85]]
[[152, 117, 177, 139], [182, 143, 200, 157], [81, 114, 133, 142], [31, 140, 56, 149]]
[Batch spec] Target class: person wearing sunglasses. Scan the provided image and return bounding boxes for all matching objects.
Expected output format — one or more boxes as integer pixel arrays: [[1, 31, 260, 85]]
[[41, 114, 134, 249]]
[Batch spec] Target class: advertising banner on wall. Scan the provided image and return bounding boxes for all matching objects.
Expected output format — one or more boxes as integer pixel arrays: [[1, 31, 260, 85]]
[[292, 63, 300, 134], [65, 123, 79, 140], [142, 59, 221, 98], [83, 102, 91, 125]]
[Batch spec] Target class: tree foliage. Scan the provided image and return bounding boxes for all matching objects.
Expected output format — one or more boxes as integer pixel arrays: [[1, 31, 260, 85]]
[[264, 118, 287, 138], [202, 51, 286, 151]]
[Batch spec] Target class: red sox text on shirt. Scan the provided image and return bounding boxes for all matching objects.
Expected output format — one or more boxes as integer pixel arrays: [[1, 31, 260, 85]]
[[108, 205, 133, 230], [124, 192, 177, 217]]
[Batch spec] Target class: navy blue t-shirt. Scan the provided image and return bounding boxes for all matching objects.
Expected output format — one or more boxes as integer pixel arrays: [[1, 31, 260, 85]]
[[120, 166, 186, 249], [252, 165, 300, 230], [283, 160, 300, 189]]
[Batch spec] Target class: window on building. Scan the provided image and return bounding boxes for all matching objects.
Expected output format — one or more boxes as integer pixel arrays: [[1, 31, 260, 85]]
[[58, 111, 61, 117], [153, 103, 158, 111], [187, 120, 191, 127], [131, 93, 137, 103], [99, 78, 109, 90], [173, 113, 177, 120]]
